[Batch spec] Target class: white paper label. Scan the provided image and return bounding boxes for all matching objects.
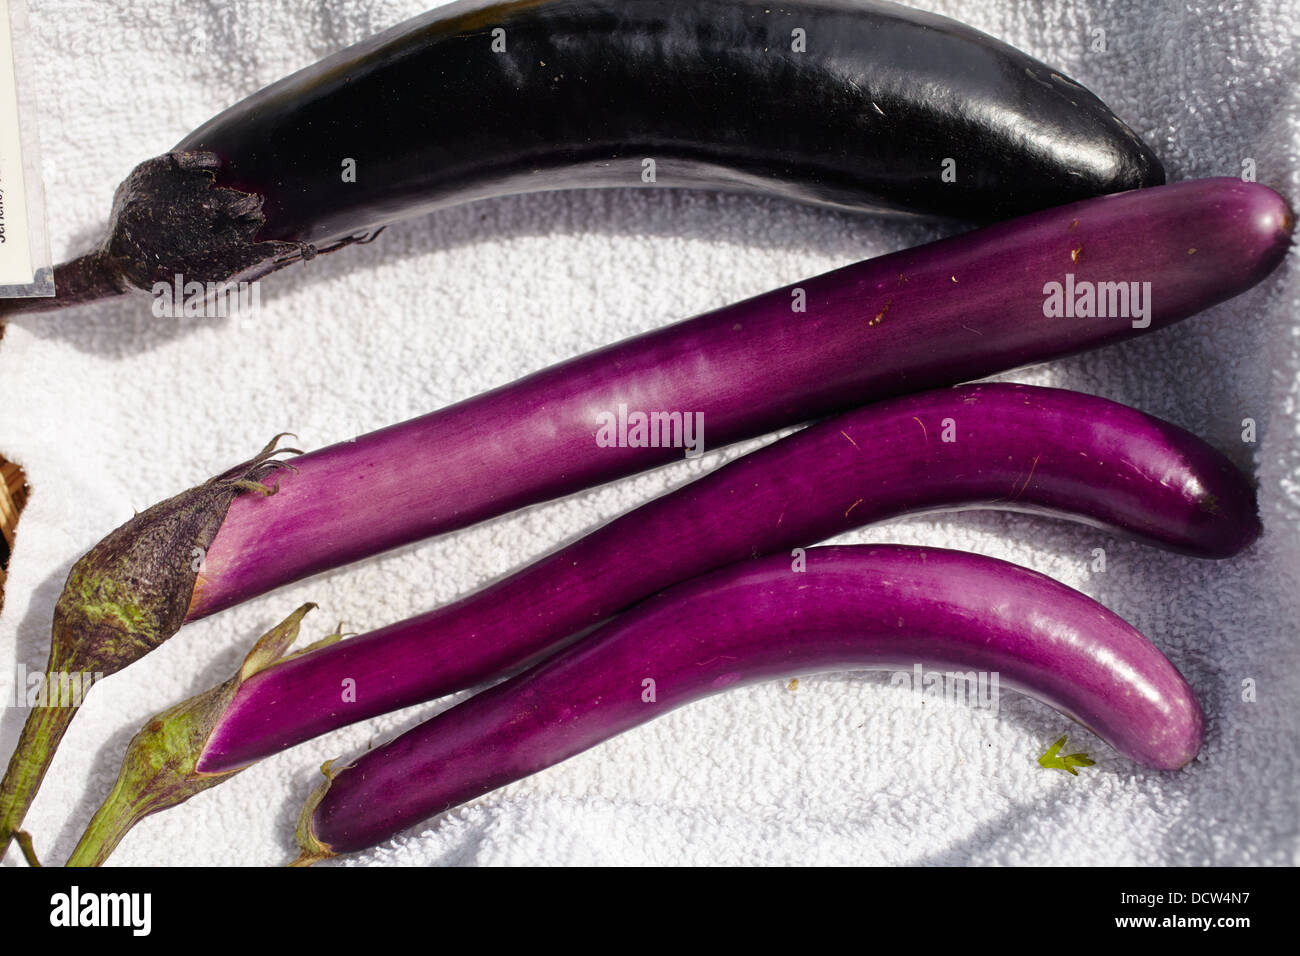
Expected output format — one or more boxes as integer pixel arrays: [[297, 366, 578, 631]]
[[0, 0, 34, 286]]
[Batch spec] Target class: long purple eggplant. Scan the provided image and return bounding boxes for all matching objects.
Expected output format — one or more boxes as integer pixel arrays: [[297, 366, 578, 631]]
[[64, 382, 1254, 864], [0, 177, 1290, 859], [2, 0, 1165, 317], [190, 177, 1291, 621], [288, 544, 1204, 861]]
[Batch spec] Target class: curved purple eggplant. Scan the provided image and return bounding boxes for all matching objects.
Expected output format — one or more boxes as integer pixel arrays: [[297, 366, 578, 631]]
[[293, 545, 1204, 860]]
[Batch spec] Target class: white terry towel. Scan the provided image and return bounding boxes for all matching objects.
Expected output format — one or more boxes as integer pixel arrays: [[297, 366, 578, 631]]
[[0, 0, 1296, 866]]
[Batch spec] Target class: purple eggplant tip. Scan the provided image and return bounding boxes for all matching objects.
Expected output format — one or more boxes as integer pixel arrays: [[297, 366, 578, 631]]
[[1141, 692, 1205, 772], [1229, 179, 1294, 279], [1175, 440, 1264, 560]]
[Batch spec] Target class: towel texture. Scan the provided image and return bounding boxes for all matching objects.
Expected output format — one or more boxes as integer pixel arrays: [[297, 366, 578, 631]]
[[0, 0, 1296, 866]]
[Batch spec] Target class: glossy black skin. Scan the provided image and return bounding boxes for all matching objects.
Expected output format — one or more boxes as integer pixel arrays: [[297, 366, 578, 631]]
[[177, 0, 1164, 244]]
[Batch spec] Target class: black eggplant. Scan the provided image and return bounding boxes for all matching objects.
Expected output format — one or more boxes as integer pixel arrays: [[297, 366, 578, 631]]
[[7, 0, 1163, 316]]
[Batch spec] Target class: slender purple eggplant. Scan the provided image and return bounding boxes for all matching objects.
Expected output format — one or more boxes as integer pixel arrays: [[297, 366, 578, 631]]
[[189, 178, 1291, 622], [0, 177, 1290, 860], [288, 544, 1204, 861], [0, 0, 1167, 317], [65, 383, 1254, 865]]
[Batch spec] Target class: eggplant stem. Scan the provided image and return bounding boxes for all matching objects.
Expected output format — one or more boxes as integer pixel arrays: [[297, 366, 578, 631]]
[[0, 252, 128, 318], [66, 772, 149, 867], [0, 689, 80, 861], [14, 829, 42, 867]]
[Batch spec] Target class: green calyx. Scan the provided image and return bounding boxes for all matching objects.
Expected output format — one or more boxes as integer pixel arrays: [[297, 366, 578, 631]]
[[52, 434, 301, 677], [290, 760, 343, 868], [67, 603, 342, 867], [65, 677, 244, 867]]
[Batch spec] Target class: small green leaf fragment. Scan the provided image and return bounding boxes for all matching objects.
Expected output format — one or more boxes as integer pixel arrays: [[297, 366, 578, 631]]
[[1038, 734, 1093, 775]]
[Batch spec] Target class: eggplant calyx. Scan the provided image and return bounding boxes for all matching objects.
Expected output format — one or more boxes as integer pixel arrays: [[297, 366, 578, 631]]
[[66, 603, 322, 866], [102, 151, 304, 292], [290, 760, 343, 867], [0, 153, 300, 319], [53, 433, 301, 679]]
